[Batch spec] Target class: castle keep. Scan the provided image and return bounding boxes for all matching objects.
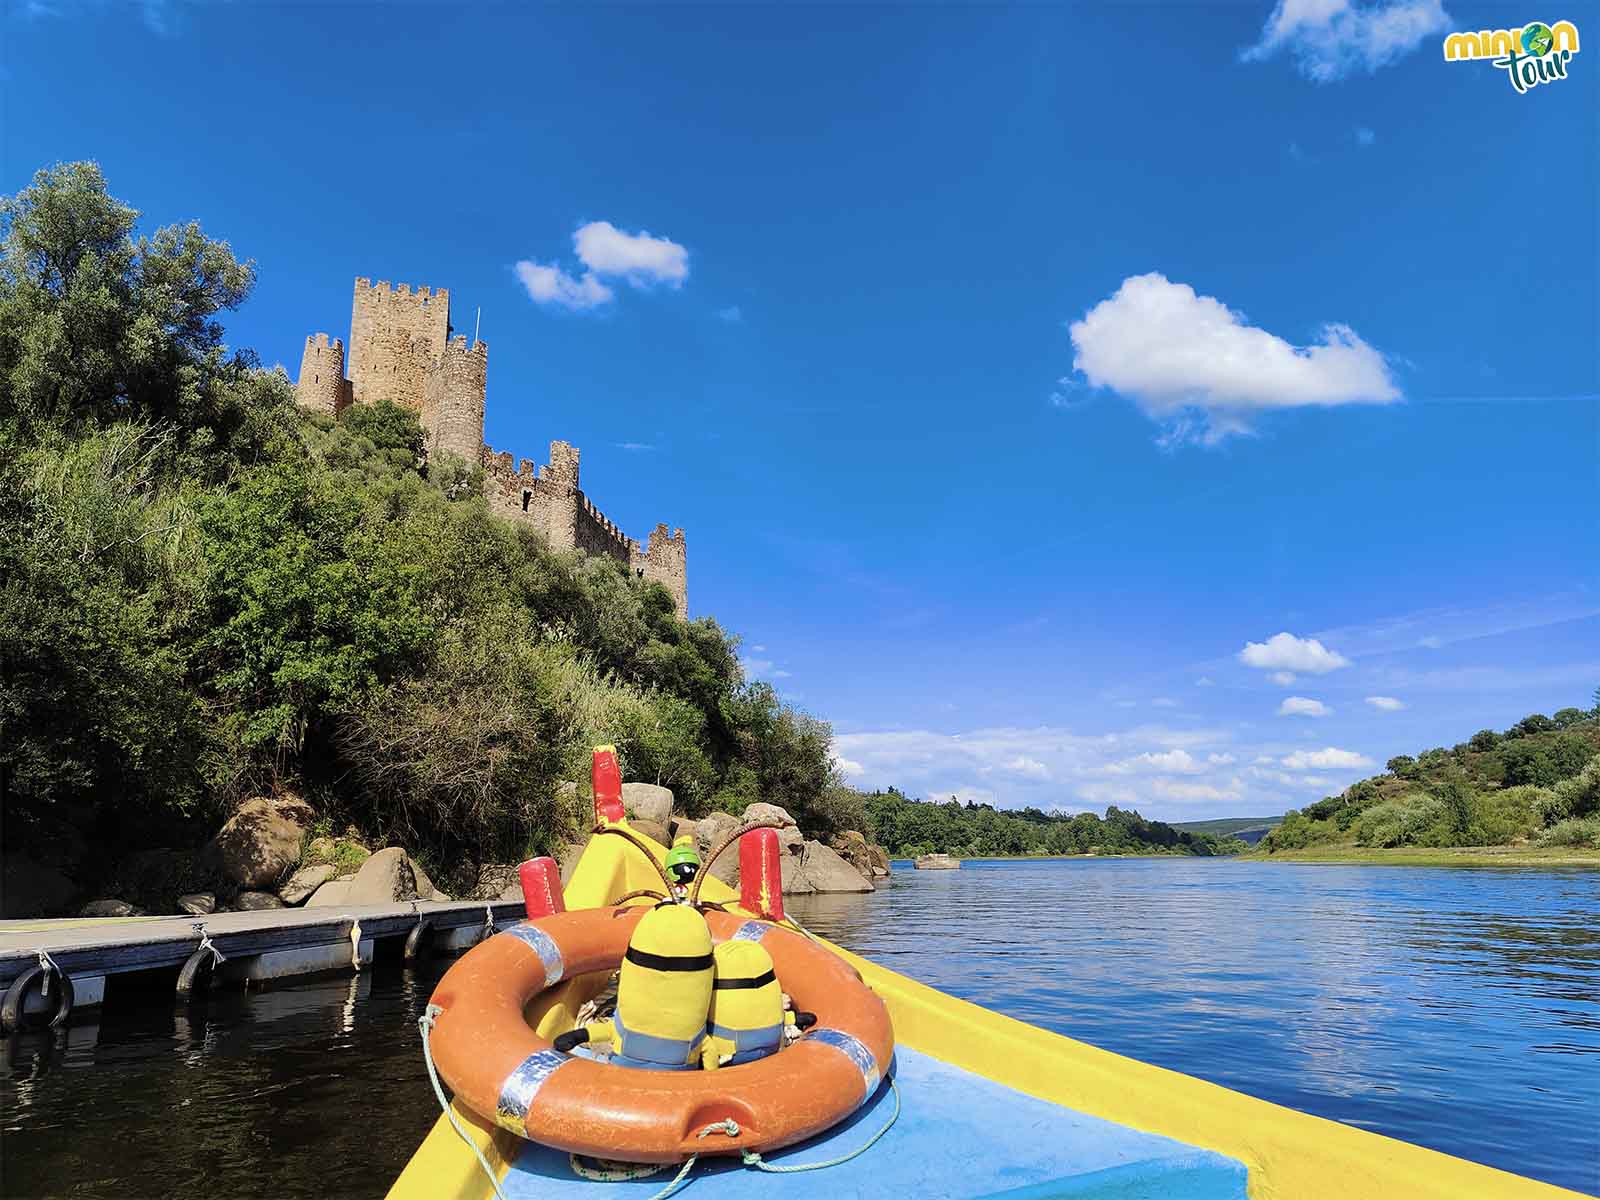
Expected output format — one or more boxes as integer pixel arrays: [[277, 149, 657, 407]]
[[296, 278, 687, 617]]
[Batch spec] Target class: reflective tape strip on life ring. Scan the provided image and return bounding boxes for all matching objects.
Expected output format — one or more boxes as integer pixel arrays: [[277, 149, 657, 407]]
[[1, 963, 75, 1034], [425, 906, 894, 1164]]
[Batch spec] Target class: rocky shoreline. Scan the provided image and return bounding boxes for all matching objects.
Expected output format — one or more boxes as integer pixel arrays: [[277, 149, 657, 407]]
[[3, 782, 892, 920]]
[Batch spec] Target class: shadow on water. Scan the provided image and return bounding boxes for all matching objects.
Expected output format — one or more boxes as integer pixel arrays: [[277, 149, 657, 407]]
[[789, 859, 1600, 1197], [2, 862, 1596, 1197], [2, 960, 453, 1199]]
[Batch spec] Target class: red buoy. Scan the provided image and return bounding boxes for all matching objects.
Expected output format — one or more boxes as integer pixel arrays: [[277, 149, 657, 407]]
[[739, 827, 785, 922], [592, 745, 624, 825], [518, 857, 566, 919]]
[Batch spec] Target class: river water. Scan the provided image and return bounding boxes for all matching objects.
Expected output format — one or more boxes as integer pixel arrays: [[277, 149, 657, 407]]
[[3, 859, 1596, 1197]]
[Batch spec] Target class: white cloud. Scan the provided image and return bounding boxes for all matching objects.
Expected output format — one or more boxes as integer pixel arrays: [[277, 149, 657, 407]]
[[717, 306, 743, 323], [1418, 635, 1443, 649], [1002, 756, 1052, 780], [1356, 126, 1376, 146], [516, 219, 689, 312], [835, 756, 865, 778], [1365, 695, 1406, 711], [1241, 0, 1449, 82], [1097, 749, 1208, 776], [573, 221, 689, 287], [1270, 670, 1298, 686], [1150, 777, 1245, 804], [1067, 273, 1399, 445], [514, 261, 613, 311], [1278, 696, 1332, 717], [1151, 697, 1180, 708], [1195, 677, 1215, 687], [1240, 632, 1352, 676], [1282, 747, 1374, 770]]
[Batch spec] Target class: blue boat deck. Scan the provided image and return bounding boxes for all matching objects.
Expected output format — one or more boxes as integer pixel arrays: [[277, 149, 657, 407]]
[[500, 1047, 1247, 1199]]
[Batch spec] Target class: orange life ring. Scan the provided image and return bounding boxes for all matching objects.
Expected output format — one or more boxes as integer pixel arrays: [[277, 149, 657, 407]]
[[426, 906, 894, 1163]]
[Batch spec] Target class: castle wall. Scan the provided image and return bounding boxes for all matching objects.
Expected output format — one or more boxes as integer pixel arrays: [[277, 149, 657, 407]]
[[631, 524, 689, 617], [301, 276, 687, 619], [348, 279, 449, 409], [422, 336, 487, 463], [295, 334, 351, 416]]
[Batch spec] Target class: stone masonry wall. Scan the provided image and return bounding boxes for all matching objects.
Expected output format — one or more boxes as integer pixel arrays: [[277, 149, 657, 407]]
[[300, 276, 687, 619], [421, 336, 487, 463], [348, 280, 449, 409], [631, 524, 689, 616], [295, 333, 352, 416]]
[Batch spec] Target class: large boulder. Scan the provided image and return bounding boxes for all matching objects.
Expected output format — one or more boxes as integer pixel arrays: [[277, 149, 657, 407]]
[[306, 878, 352, 907], [408, 859, 452, 902], [828, 830, 876, 878], [177, 893, 216, 915], [621, 783, 674, 826], [694, 812, 742, 886], [741, 803, 803, 856], [279, 863, 338, 905], [467, 863, 518, 901], [2, 854, 77, 918], [341, 847, 418, 905], [205, 795, 316, 890], [630, 818, 671, 847], [868, 843, 892, 875], [787, 841, 874, 894], [231, 891, 285, 912], [80, 898, 144, 917]]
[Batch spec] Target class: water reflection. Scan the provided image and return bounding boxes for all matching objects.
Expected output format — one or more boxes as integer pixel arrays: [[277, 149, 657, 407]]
[[789, 860, 1600, 1196]]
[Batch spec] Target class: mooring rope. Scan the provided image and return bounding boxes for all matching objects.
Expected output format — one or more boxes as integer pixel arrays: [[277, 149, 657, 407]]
[[418, 1004, 510, 1200], [36, 948, 62, 997], [192, 924, 227, 968]]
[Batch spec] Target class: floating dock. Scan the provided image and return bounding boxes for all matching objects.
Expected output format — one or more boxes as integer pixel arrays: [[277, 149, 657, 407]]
[[0, 899, 528, 1025]]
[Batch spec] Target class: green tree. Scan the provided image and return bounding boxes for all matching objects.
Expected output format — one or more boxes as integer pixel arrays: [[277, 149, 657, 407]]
[[0, 162, 284, 477], [1551, 707, 1587, 730], [1468, 729, 1500, 751]]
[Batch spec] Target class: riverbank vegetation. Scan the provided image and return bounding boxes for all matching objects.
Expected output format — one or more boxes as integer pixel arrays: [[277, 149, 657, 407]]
[[1257, 709, 1600, 857], [855, 789, 1248, 857], [0, 164, 842, 884]]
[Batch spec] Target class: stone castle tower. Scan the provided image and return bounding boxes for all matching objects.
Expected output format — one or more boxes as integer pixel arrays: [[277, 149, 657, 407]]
[[296, 278, 687, 617]]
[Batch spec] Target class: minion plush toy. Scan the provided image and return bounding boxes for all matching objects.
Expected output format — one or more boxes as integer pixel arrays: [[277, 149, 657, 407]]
[[664, 835, 701, 898], [703, 939, 817, 1069], [553, 904, 715, 1070]]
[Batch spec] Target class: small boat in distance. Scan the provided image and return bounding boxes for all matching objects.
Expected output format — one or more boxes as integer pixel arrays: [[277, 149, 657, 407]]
[[914, 852, 961, 869]]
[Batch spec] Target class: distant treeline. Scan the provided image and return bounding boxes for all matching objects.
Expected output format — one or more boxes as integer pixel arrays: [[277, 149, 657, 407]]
[[1261, 706, 1600, 854], [856, 789, 1247, 858]]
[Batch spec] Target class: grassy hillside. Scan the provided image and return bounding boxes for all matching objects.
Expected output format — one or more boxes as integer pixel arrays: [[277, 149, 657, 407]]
[[1257, 709, 1600, 855]]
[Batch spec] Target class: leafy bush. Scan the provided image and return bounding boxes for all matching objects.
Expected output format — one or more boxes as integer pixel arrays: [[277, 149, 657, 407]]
[[1356, 796, 1446, 848], [1535, 817, 1600, 849]]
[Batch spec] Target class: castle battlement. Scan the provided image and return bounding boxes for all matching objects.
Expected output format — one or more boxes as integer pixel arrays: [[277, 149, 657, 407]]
[[297, 275, 687, 617]]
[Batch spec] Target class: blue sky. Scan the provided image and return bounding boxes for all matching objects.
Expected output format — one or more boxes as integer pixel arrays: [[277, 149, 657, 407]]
[[7, 1, 1596, 820]]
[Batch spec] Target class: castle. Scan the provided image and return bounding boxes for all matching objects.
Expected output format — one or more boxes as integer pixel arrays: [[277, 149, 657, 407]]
[[295, 278, 687, 617]]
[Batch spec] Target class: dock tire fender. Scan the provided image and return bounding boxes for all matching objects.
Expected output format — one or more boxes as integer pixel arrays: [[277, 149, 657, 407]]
[[2, 963, 75, 1034], [176, 946, 220, 999], [405, 918, 435, 962]]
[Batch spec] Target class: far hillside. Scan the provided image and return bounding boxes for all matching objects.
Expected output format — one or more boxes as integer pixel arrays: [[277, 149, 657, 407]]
[[1170, 816, 1284, 844], [1259, 704, 1600, 854]]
